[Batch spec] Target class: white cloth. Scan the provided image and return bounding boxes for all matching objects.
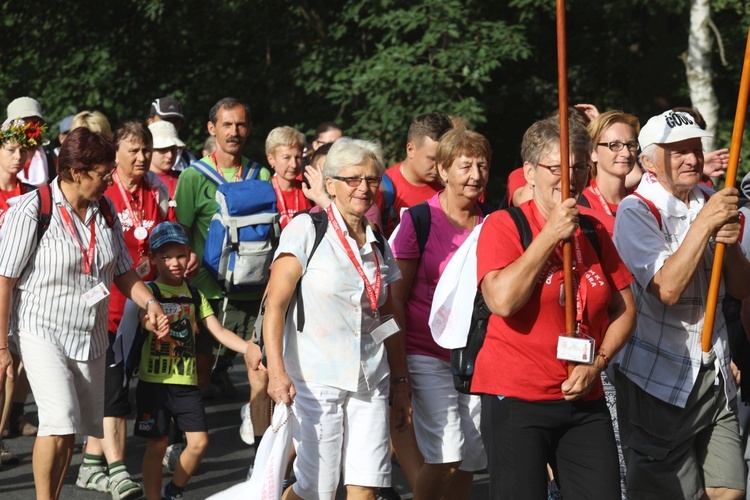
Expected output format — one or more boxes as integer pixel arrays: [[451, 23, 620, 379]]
[[428, 224, 483, 348], [408, 354, 487, 469], [612, 173, 735, 408], [16, 146, 49, 187], [275, 203, 401, 392], [207, 403, 296, 500]]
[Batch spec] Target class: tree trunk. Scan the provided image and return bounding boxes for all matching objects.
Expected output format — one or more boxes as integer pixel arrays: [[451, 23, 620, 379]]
[[685, 0, 718, 151]]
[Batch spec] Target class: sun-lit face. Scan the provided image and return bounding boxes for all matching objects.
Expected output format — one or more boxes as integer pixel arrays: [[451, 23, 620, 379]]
[[207, 105, 250, 158], [406, 136, 440, 184], [592, 122, 637, 179], [524, 145, 589, 220], [642, 138, 704, 202], [439, 154, 489, 202], [325, 160, 380, 220], [267, 145, 303, 183], [116, 136, 152, 180], [0, 141, 28, 178], [151, 243, 190, 286]]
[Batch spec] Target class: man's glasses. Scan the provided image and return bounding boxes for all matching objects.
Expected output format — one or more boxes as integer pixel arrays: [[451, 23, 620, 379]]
[[332, 176, 382, 188], [92, 169, 115, 182], [596, 141, 639, 152], [537, 163, 590, 177]]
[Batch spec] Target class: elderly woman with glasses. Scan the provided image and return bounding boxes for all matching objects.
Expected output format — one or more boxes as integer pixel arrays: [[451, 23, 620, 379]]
[[264, 137, 409, 499], [0, 127, 169, 499], [578, 111, 641, 236], [474, 116, 636, 499]]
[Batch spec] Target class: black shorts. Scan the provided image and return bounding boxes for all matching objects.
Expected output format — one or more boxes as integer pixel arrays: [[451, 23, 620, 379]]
[[134, 381, 208, 438], [104, 331, 131, 417]]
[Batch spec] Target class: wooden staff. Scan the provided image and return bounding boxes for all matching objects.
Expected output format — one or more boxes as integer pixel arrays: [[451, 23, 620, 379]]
[[701, 26, 750, 353], [556, 0, 575, 376]]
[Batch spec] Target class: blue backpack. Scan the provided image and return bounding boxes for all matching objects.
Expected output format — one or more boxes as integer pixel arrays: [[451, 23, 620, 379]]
[[191, 160, 281, 294]]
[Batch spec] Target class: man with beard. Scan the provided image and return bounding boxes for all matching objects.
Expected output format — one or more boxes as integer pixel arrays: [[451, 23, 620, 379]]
[[173, 98, 270, 473]]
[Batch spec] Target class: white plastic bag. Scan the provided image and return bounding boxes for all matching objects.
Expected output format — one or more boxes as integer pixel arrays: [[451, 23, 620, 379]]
[[207, 403, 296, 500]]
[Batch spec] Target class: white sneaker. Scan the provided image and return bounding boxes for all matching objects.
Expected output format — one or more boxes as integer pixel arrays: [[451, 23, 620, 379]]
[[239, 403, 254, 445], [162, 442, 183, 473]]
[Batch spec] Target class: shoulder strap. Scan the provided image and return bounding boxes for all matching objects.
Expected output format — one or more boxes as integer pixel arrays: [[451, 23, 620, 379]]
[[477, 201, 498, 217], [98, 195, 116, 228], [506, 206, 533, 250], [191, 159, 227, 186], [578, 215, 601, 260], [381, 174, 395, 207], [146, 281, 162, 300], [407, 202, 431, 257], [374, 230, 386, 256], [632, 192, 662, 229], [577, 193, 591, 209], [243, 160, 262, 181], [35, 184, 53, 245], [187, 284, 202, 311], [296, 211, 329, 331]]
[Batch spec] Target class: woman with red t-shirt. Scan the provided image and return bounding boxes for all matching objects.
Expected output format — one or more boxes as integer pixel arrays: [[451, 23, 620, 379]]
[[579, 111, 640, 236], [475, 116, 636, 499], [265, 126, 312, 229], [0, 135, 33, 228]]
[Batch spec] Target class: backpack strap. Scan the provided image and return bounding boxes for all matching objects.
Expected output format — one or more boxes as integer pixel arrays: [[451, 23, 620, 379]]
[[191, 159, 227, 186], [407, 202, 431, 257], [632, 192, 662, 230], [577, 193, 592, 209], [506, 206, 533, 250], [381, 173, 398, 227], [578, 215, 601, 260], [296, 211, 329, 331], [146, 281, 162, 300], [35, 184, 53, 245], [477, 201, 498, 217], [243, 161, 263, 181]]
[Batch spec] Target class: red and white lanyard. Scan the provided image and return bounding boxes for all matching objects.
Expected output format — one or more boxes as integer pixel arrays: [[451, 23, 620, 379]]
[[588, 179, 613, 216], [554, 234, 587, 325], [272, 176, 300, 224], [113, 171, 152, 254], [58, 205, 96, 275], [325, 204, 381, 313], [211, 152, 242, 182]]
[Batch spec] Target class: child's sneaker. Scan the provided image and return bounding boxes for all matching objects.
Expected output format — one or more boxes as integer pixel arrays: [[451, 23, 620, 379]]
[[239, 404, 254, 445], [162, 442, 184, 473], [75, 465, 109, 492], [108, 470, 143, 500], [161, 482, 184, 499]]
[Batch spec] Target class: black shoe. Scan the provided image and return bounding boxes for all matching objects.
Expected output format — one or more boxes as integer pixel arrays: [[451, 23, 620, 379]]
[[211, 370, 237, 399]]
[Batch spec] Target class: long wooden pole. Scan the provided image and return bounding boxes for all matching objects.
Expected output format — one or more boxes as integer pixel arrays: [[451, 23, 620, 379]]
[[701, 26, 750, 352], [556, 0, 575, 376]]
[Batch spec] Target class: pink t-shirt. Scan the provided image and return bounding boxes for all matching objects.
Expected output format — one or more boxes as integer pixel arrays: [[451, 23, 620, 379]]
[[390, 193, 487, 361]]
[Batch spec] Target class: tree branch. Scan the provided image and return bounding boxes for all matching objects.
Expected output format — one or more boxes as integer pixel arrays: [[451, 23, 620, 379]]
[[707, 18, 728, 67]]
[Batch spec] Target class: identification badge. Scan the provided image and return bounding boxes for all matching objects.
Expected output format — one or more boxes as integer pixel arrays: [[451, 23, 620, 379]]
[[557, 334, 594, 364], [83, 282, 110, 307], [135, 257, 151, 278], [133, 226, 148, 241], [369, 314, 400, 344]]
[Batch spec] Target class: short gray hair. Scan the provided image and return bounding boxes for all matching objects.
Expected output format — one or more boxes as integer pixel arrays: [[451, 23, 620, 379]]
[[521, 116, 591, 167], [639, 143, 658, 166], [323, 137, 385, 178]]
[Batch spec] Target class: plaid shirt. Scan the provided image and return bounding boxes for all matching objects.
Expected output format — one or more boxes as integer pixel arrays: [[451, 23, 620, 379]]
[[612, 173, 735, 409]]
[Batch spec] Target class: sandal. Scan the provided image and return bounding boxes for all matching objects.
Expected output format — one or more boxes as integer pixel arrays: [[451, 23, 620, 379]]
[[76, 465, 109, 492], [109, 470, 143, 500]]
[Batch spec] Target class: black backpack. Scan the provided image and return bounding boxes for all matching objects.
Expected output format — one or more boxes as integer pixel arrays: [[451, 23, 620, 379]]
[[407, 202, 600, 394]]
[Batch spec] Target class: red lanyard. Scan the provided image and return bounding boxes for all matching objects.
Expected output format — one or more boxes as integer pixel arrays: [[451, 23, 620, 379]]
[[554, 234, 587, 325], [272, 176, 300, 225], [211, 152, 241, 182], [588, 179, 613, 216], [325, 204, 382, 313], [114, 171, 152, 255], [58, 205, 96, 275]]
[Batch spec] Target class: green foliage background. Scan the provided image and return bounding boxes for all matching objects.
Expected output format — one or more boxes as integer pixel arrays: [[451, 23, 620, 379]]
[[2, 0, 750, 203]]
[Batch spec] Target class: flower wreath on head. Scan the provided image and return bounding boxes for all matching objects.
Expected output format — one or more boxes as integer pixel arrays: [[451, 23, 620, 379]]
[[0, 119, 47, 149]]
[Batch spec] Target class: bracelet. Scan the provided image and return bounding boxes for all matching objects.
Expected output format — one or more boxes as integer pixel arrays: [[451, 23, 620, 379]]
[[595, 350, 610, 369], [391, 375, 409, 385], [144, 298, 159, 311]]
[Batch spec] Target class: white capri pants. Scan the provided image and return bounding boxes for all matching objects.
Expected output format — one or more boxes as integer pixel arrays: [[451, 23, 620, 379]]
[[408, 354, 487, 470], [290, 374, 391, 500], [16, 329, 105, 437]]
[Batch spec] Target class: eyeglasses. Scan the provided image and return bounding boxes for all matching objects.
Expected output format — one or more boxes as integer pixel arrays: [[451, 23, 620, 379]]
[[92, 169, 115, 182], [596, 141, 639, 152], [332, 176, 382, 188], [537, 163, 590, 177]]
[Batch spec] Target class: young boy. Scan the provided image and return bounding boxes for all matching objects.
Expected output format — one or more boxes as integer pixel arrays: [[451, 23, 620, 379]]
[[135, 222, 254, 500]]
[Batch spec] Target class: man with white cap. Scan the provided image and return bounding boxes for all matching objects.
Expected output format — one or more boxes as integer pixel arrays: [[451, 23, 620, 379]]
[[147, 97, 195, 172], [148, 120, 185, 199], [6, 96, 51, 186], [612, 109, 750, 499]]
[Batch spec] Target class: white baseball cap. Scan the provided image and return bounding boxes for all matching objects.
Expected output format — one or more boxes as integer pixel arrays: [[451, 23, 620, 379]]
[[148, 121, 185, 149], [7, 97, 44, 121], [638, 110, 712, 150]]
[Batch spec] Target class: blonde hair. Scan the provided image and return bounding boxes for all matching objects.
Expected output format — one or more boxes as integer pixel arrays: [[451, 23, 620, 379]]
[[587, 111, 640, 176], [265, 126, 305, 156], [71, 110, 113, 139]]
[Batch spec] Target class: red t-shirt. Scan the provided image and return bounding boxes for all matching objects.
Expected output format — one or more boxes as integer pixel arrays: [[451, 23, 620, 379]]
[[505, 167, 526, 206], [376, 162, 443, 236], [473, 200, 632, 401], [105, 176, 169, 333], [0, 183, 27, 229], [274, 181, 312, 230]]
